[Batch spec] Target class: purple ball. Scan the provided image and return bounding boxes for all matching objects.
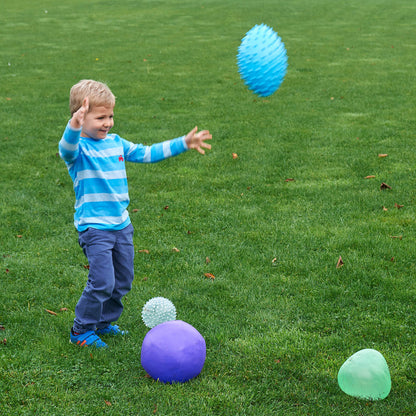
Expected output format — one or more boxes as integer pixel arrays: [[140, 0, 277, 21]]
[[140, 320, 206, 383]]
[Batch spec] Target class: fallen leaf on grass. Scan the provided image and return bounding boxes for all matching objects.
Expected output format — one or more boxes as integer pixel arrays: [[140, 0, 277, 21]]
[[272, 257, 278, 266], [390, 235, 403, 240], [365, 175, 375, 179], [45, 309, 57, 316], [336, 256, 344, 268], [60, 308, 68, 312], [205, 257, 211, 264], [204, 273, 215, 280], [380, 182, 392, 190], [382, 206, 388, 211], [394, 203, 404, 209], [104, 400, 112, 406], [378, 154, 388, 158], [139, 249, 150, 254], [83, 264, 90, 269], [1, 338, 6, 345], [285, 178, 295, 182], [172, 247, 180, 253], [132, 209, 139, 213], [232, 153, 238, 159]]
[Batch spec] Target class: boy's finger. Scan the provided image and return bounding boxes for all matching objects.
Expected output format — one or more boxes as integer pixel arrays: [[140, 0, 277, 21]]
[[197, 131, 211, 140]]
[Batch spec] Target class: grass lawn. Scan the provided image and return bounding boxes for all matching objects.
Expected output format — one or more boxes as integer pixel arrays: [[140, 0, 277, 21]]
[[1, 0, 416, 414]]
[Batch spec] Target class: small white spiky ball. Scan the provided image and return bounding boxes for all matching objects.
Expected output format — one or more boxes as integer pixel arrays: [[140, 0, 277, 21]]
[[142, 297, 177, 328]]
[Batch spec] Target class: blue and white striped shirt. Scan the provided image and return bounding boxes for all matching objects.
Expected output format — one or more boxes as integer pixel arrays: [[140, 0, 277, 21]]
[[59, 122, 188, 231]]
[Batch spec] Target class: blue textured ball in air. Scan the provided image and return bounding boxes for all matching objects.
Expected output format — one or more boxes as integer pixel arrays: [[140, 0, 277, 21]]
[[141, 297, 176, 328], [237, 23, 288, 97]]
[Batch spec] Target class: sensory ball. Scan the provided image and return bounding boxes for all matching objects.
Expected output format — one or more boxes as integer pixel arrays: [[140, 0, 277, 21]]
[[141, 320, 206, 383], [237, 23, 288, 97], [338, 349, 391, 400], [141, 297, 176, 328]]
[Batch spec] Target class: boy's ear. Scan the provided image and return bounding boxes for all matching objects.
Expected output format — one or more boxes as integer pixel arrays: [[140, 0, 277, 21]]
[[83, 97, 90, 110]]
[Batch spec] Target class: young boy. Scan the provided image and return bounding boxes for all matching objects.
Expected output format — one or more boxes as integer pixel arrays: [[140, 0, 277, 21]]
[[59, 80, 212, 348]]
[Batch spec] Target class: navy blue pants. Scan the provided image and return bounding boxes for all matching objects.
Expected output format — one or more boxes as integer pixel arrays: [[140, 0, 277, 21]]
[[73, 224, 134, 334]]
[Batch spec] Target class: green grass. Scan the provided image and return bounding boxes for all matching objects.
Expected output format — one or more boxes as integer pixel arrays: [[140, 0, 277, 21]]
[[1, 0, 416, 414]]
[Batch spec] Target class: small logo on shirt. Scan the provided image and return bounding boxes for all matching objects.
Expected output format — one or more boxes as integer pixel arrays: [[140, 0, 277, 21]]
[[119, 155, 124, 162]]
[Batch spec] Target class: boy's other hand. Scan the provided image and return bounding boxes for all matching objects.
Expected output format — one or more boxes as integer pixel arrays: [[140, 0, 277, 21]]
[[70, 97, 89, 130], [185, 126, 212, 155]]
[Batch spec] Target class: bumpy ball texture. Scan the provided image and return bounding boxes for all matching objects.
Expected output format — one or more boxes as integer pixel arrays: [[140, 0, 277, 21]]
[[338, 349, 391, 400], [237, 23, 288, 97], [141, 297, 176, 328], [141, 320, 206, 383]]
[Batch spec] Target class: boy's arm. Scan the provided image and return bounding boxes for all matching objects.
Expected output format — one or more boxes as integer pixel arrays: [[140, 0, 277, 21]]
[[59, 122, 81, 163], [124, 136, 188, 163], [125, 127, 212, 163]]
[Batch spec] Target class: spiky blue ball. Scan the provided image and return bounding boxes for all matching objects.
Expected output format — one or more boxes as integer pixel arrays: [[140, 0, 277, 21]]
[[237, 24, 288, 97], [141, 297, 176, 328]]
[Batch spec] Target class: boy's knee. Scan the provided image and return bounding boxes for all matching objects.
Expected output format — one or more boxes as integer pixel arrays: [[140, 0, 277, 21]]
[[87, 277, 115, 299]]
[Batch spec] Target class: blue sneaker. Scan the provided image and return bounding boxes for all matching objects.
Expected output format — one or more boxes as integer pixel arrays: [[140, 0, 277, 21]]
[[95, 324, 128, 336], [70, 329, 108, 348]]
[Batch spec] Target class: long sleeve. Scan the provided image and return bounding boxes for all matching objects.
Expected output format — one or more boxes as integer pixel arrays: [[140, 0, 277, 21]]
[[58, 126, 190, 232], [123, 136, 188, 163], [59, 121, 81, 164]]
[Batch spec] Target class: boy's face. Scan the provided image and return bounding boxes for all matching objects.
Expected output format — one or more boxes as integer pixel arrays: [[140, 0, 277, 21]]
[[81, 105, 114, 140]]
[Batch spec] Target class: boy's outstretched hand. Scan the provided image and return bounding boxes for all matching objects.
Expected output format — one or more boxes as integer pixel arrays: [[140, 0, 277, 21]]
[[70, 97, 89, 130], [185, 127, 212, 155]]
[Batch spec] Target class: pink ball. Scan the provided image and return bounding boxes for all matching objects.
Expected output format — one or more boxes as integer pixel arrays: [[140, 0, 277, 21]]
[[141, 320, 206, 383]]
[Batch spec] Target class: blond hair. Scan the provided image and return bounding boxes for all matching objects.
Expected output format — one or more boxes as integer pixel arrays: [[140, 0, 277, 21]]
[[69, 79, 116, 116]]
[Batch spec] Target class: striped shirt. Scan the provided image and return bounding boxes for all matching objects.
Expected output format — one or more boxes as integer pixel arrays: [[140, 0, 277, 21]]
[[59, 121, 188, 231]]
